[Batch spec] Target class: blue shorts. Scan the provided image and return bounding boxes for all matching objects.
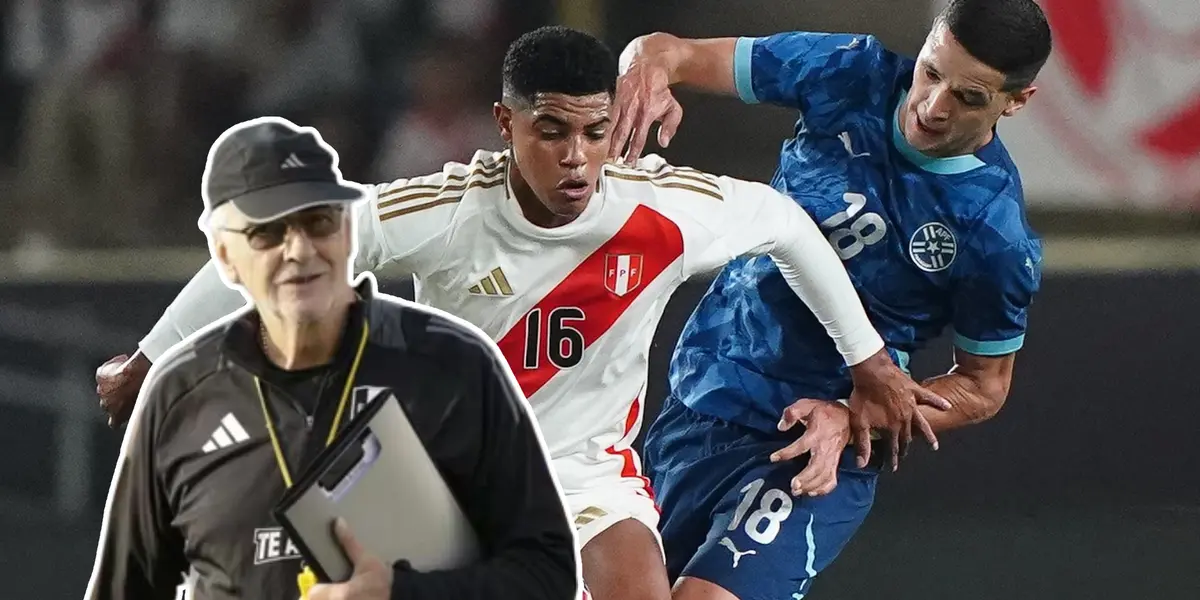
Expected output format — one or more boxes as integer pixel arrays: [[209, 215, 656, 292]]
[[644, 394, 880, 600]]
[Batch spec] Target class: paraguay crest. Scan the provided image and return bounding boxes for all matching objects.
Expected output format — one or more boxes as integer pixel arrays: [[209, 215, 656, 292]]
[[908, 222, 957, 272]]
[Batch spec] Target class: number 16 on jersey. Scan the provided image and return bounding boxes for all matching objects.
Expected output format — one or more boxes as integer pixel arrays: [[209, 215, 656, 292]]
[[523, 308, 586, 370]]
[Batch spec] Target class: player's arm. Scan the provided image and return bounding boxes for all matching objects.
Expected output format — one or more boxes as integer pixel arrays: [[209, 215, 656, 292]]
[[389, 336, 579, 600], [678, 171, 949, 466], [684, 173, 887, 368], [613, 29, 881, 161], [916, 350, 1015, 432], [84, 375, 187, 599], [914, 197, 1043, 432], [620, 33, 738, 96]]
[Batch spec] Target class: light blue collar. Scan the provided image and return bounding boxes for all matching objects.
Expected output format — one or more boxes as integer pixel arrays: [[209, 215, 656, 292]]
[[891, 89, 985, 174]]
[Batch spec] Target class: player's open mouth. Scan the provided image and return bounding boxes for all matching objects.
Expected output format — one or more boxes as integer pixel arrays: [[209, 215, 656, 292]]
[[279, 274, 322, 286], [914, 114, 942, 136], [557, 179, 591, 200]]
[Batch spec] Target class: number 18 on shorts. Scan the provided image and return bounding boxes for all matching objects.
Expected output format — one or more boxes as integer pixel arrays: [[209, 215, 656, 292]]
[[649, 399, 880, 600], [685, 466, 876, 599]]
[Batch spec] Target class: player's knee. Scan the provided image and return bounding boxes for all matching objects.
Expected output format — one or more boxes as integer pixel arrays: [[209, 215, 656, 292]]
[[584, 566, 672, 600], [581, 519, 672, 600]]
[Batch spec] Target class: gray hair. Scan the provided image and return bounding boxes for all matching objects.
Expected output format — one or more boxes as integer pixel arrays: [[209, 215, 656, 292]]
[[203, 202, 242, 236]]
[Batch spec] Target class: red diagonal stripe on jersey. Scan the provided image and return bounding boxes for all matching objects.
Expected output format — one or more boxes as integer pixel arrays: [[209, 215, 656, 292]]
[[495, 205, 684, 399], [604, 395, 655, 499]]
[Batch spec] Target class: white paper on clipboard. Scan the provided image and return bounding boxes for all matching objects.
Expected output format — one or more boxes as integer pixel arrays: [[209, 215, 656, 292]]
[[274, 393, 481, 582]]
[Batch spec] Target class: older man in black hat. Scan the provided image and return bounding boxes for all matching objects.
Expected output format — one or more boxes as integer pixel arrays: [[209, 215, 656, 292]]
[[84, 117, 579, 600], [201, 118, 367, 371]]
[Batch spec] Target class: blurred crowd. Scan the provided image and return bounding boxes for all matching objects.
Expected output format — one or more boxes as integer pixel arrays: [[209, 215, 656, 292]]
[[0, 0, 554, 250]]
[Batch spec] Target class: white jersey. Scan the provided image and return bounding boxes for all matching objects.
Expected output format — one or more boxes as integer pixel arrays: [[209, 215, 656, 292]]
[[140, 149, 883, 500]]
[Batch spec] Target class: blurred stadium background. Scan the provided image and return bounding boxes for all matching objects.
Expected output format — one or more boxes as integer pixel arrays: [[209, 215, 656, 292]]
[[1, 0, 1197, 598]]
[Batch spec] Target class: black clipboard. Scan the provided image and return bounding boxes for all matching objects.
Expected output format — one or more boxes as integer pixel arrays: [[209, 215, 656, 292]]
[[273, 390, 481, 583]]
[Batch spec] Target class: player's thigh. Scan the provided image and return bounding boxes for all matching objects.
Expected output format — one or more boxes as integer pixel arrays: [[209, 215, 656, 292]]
[[568, 488, 669, 600], [643, 394, 760, 583], [680, 454, 878, 600], [580, 518, 672, 600]]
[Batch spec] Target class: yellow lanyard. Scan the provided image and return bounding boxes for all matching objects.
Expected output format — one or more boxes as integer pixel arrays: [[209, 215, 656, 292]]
[[254, 318, 369, 598]]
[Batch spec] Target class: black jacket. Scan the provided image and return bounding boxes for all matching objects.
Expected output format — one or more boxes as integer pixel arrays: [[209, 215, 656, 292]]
[[87, 277, 579, 600]]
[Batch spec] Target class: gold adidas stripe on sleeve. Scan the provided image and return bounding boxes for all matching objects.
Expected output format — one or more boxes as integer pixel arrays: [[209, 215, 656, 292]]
[[605, 171, 723, 200], [376, 157, 507, 221], [607, 161, 722, 188], [377, 157, 507, 209], [605, 162, 723, 201]]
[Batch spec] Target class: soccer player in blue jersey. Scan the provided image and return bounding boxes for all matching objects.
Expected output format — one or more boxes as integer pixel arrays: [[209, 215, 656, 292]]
[[612, 0, 1052, 598]]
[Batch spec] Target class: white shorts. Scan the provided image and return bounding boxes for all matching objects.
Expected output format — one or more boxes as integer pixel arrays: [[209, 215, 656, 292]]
[[565, 486, 664, 561]]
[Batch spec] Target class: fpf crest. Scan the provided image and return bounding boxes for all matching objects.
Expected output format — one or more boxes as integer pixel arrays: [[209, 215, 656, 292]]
[[604, 254, 643, 296]]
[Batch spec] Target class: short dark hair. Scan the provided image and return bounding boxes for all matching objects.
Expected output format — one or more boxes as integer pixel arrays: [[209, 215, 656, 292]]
[[935, 0, 1053, 91], [502, 25, 617, 107]]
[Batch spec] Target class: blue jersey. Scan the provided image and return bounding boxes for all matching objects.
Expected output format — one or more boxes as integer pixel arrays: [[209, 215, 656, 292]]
[[669, 32, 1043, 433]]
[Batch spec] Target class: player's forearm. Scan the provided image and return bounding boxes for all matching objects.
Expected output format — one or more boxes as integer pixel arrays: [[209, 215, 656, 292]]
[[769, 212, 884, 366], [139, 259, 247, 361], [917, 371, 1008, 432], [621, 32, 738, 95]]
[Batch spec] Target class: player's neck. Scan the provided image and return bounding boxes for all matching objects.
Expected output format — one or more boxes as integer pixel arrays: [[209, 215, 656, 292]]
[[259, 292, 354, 371], [939, 123, 994, 157], [971, 127, 994, 154], [508, 162, 581, 228], [928, 130, 992, 158]]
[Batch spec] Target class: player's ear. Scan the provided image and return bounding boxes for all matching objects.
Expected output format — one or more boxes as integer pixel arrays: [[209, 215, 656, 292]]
[[494, 102, 514, 145], [213, 236, 241, 286], [1002, 86, 1036, 117]]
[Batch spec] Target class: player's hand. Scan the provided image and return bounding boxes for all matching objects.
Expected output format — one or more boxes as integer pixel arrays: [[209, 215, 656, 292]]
[[96, 350, 151, 428], [611, 38, 685, 164], [848, 349, 951, 472], [771, 399, 851, 497], [309, 518, 393, 600]]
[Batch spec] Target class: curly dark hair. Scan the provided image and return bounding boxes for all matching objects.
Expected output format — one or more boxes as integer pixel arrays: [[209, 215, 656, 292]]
[[501, 26, 618, 106]]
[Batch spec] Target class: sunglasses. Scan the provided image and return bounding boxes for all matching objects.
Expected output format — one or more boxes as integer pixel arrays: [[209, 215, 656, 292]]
[[219, 207, 344, 250]]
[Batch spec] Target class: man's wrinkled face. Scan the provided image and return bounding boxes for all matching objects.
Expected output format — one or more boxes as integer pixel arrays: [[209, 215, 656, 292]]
[[213, 204, 351, 324]]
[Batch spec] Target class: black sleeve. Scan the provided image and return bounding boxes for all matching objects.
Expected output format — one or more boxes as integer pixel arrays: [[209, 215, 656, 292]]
[[86, 375, 188, 600], [390, 336, 579, 600]]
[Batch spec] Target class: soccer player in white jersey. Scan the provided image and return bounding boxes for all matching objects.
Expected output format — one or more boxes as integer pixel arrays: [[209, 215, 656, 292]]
[[95, 26, 945, 600]]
